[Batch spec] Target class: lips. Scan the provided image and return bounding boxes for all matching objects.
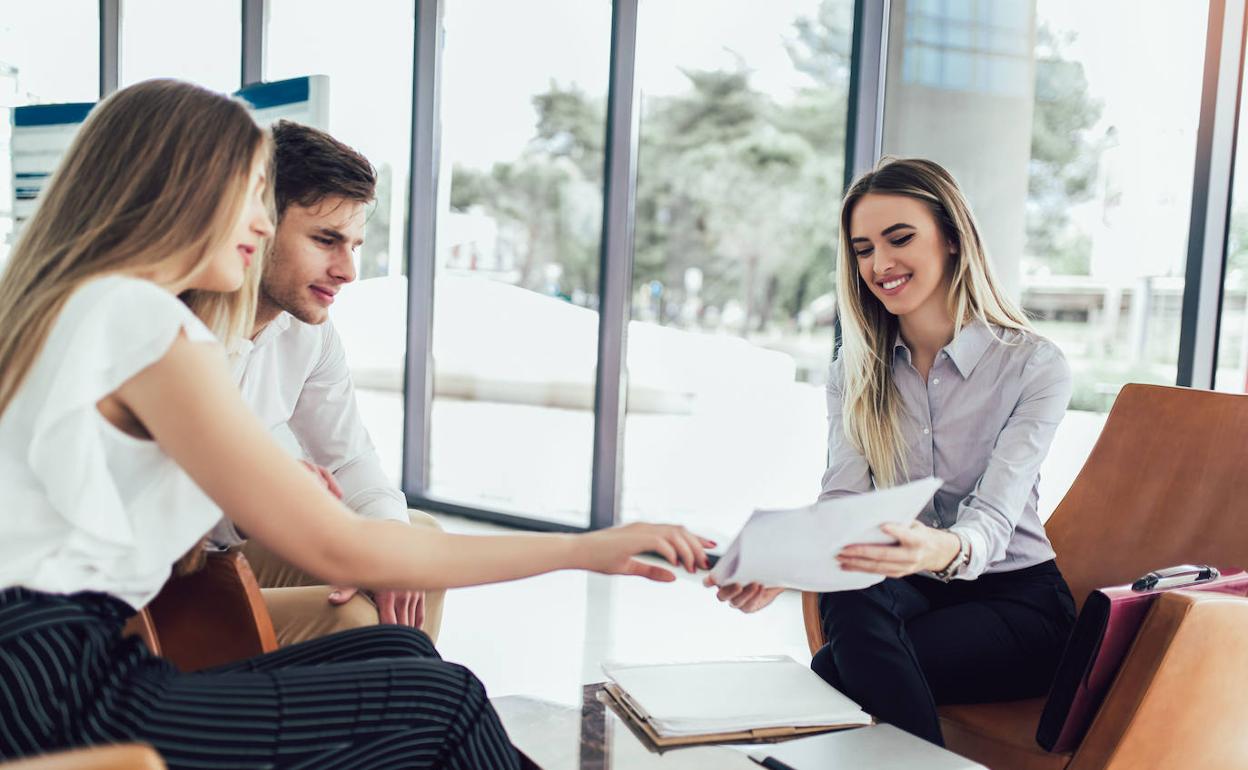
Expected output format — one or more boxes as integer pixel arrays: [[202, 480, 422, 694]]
[[238, 244, 255, 268], [310, 285, 336, 305], [876, 274, 912, 296]]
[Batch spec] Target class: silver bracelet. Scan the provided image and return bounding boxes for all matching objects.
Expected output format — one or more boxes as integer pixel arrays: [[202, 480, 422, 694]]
[[933, 531, 971, 582]]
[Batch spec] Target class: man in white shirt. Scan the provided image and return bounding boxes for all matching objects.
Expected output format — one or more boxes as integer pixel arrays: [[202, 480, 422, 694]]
[[212, 120, 443, 647]]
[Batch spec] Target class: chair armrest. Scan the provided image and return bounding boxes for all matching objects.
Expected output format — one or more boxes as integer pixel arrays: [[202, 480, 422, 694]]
[[1071, 590, 1248, 770], [120, 608, 162, 657], [802, 591, 824, 655], [0, 745, 164, 770], [145, 549, 277, 671]]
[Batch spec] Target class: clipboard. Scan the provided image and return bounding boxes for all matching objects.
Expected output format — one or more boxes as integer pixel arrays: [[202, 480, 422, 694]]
[[601, 683, 868, 748]]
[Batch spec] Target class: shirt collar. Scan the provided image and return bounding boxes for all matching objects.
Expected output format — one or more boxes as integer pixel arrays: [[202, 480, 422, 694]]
[[251, 312, 293, 350], [892, 319, 994, 378], [943, 320, 993, 378], [892, 335, 912, 365]]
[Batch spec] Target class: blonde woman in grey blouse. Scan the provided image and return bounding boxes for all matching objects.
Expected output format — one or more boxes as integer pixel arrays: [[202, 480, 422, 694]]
[[710, 158, 1077, 746]]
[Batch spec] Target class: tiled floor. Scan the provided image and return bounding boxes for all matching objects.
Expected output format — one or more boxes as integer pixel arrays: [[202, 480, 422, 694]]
[[431, 513, 812, 708]]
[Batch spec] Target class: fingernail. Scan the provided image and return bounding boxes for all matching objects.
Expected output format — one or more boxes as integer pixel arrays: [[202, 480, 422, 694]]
[[329, 592, 340, 600]]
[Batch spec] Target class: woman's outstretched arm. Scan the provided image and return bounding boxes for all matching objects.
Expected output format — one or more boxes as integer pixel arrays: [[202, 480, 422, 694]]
[[117, 333, 709, 590]]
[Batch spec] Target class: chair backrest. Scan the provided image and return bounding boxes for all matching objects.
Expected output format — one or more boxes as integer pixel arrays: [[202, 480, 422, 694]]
[[143, 550, 278, 671], [1046, 384, 1248, 610]]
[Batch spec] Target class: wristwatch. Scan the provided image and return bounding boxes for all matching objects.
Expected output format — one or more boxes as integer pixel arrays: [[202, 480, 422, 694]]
[[933, 531, 971, 582]]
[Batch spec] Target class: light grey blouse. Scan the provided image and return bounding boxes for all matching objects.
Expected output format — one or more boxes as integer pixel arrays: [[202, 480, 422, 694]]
[[821, 321, 1073, 580]]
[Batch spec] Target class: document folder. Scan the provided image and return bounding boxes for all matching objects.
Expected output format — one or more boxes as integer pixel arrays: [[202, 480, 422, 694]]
[[601, 657, 872, 747]]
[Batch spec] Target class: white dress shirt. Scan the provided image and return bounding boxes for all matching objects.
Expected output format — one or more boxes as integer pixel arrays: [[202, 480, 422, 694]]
[[821, 322, 1073, 580], [209, 312, 408, 546], [0, 277, 224, 608]]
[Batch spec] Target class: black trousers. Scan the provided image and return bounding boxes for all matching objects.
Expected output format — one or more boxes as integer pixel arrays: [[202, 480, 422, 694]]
[[0, 587, 521, 769], [812, 560, 1076, 746]]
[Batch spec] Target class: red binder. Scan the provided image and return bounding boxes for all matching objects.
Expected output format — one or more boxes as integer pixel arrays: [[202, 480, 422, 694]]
[[1036, 565, 1248, 753]]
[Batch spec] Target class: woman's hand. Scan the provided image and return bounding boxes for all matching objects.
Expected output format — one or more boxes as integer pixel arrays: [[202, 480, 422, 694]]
[[580, 523, 715, 582], [703, 575, 785, 613], [837, 521, 961, 578]]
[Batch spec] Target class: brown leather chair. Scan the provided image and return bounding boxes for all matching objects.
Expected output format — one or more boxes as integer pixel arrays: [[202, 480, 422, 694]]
[[124, 549, 277, 671], [0, 745, 164, 770], [0, 555, 268, 768], [802, 383, 1248, 769]]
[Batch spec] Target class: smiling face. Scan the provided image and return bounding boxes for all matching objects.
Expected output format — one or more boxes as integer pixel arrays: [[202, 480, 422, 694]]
[[849, 193, 955, 319], [195, 152, 273, 292], [259, 195, 366, 326]]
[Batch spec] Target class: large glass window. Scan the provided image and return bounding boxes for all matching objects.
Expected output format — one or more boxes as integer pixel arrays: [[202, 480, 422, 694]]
[[881, 0, 1208, 514], [120, 0, 240, 93], [0, 1, 98, 266], [266, 0, 415, 483], [620, 0, 853, 538], [1215, 56, 1248, 394], [431, 0, 612, 526]]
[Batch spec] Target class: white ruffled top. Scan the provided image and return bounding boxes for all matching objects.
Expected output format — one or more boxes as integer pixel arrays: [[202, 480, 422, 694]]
[[0, 276, 223, 609]]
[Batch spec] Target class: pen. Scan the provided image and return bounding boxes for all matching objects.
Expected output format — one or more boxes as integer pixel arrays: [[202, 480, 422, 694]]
[[748, 752, 799, 770]]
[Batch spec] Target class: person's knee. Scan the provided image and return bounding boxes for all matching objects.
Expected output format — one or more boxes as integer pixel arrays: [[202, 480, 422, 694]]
[[819, 583, 919, 665], [810, 644, 843, 689], [405, 509, 447, 643], [407, 509, 443, 532], [325, 592, 381, 633], [448, 661, 489, 716]]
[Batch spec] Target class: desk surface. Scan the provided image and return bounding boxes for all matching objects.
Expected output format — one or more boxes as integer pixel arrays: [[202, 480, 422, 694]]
[[493, 684, 986, 770]]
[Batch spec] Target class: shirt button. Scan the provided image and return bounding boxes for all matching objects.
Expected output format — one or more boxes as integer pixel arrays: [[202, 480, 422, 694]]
[[932, 378, 941, 385], [923, 427, 930, 435]]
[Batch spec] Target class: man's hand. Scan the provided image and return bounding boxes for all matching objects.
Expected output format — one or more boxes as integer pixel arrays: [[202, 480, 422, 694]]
[[328, 586, 426, 629], [300, 460, 343, 499]]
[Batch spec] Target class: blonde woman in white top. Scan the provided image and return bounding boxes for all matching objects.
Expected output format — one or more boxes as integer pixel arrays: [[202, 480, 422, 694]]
[[0, 79, 709, 769]]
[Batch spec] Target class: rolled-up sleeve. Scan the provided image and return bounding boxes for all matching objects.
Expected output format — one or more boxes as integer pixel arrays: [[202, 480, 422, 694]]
[[949, 342, 1072, 579], [819, 359, 875, 501], [289, 323, 410, 527]]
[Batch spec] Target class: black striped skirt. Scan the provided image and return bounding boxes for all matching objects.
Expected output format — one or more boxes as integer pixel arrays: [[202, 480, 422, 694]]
[[0, 587, 520, 769]]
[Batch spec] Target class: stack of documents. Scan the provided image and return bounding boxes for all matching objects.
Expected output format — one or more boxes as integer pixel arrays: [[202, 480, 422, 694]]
[[709, 477, 943, 592], [601, 656, 872, 746]]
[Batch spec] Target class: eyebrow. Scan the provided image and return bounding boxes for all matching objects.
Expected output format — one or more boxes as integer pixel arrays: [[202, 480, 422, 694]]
[[314, 227, 364, 248], [850, 222, 916, 243]]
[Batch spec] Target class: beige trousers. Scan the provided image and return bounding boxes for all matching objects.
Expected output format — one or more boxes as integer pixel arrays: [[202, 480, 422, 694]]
[[241, 510, 446, 648]]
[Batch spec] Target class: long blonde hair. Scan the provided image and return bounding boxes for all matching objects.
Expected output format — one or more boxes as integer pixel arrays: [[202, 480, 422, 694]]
[[0, 79, 268, 417], [836, 157, 1030, 487]]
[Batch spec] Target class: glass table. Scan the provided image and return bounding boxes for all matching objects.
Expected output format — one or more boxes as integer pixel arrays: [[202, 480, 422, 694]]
[[493, 684, 988, 770]]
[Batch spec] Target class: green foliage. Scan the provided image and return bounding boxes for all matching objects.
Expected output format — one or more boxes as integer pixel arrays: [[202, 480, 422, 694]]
[[446, 1, 1103, 330], [446, 4, 852, 332], [786, 0, 854, 86], [1026, 24, 1104, 276]]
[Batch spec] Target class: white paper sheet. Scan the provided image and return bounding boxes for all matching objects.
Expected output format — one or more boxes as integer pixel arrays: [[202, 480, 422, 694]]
[[708, 477, 944, 592], [602, 656, 871, 737]]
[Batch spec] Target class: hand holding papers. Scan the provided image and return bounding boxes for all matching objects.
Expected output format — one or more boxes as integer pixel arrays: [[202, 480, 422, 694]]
[[708, 477, 944, 593]]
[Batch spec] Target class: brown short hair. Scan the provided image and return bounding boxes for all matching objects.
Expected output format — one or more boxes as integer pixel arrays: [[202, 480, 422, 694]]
[[271, 119, 376, 218]]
